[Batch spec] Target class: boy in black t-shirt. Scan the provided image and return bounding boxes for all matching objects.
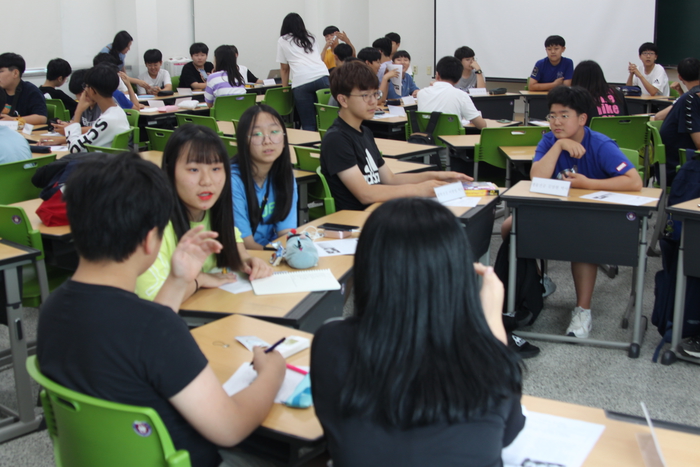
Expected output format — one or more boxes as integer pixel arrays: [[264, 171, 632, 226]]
[[37, 154, 285, 467], [180, 42, 214, 90], [40, 58, 78, 117], [0, 52, 48, 124], [320, 60, 470, 211]]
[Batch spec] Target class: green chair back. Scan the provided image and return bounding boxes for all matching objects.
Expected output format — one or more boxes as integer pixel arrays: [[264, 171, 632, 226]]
[[146, 127, 174, 151], [26, 355, 191, 467], [85, 145, 129, 154], [316, 88, 332, 105], [123, 109, 141, 146], [474, 126, 549, 183], [669, 82, 680, 98], [405, 111, 465, 148], [315, 104, 339, 132], [111, 128, 134, 149], [293, 146, 321, 171], [175, 113, 222, 135], [46, 104, 57, 121], [309, 166, 336, 219], [0, 154, 57, 204], [619, 148, 641, 169], [46, 99, 71, 121], [589, 115, 650, 153], [171, 75, 180, 89], [220, 136, 238, 158], [211, 94, 256, 123], [261, 86, 294, 118]]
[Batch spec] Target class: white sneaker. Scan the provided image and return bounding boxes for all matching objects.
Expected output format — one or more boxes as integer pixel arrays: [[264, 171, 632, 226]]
[[566, 306, 592, 338]]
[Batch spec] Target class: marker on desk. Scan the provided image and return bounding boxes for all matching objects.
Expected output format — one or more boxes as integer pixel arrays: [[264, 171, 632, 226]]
[[251, 337, 286, 364], [286, 363, 308, 375]]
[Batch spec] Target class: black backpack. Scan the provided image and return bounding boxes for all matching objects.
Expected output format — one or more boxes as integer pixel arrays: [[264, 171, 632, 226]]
[[407, 111, 442, 167]]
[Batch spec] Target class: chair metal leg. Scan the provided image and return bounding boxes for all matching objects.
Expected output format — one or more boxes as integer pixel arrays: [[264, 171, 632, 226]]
[[35, 259, 50, 303]]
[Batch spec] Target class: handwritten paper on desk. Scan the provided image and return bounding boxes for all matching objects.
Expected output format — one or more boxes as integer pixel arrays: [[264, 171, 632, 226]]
[[223, 362, 310, 404], [502, 410, 605, 467], [315, 238, 358, 257], [530, 177, 571, 197], [579, 191, 657, 206]]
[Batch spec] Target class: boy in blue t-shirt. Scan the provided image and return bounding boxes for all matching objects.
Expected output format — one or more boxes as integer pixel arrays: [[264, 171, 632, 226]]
[[530, 85, 642, 338], [528, 35, 574, 92]]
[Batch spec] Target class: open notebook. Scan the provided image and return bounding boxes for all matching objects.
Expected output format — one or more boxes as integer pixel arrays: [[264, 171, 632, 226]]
[[251, 269, 341, 295]]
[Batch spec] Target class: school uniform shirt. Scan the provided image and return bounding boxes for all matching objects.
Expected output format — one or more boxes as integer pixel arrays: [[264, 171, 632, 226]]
[[230, 164, 299, 247], [321, 117, 385, 211], [66, 105, 130, 153], [179, 61, 214, 89], [632, 64, 670, 97], [455, 74, 478, 91], [135, 212, 243, 300], [0, 126, 32, 164], [40, 86, 78, 117], [659, 85, 700, 181], [203, 71, 246, 106], [5, 80, 47, 118], [276, 35, 329, 88], [534, 126, 635, 180], [417, 81, 482, 124], [136, 69, 172, 95], [530, 57, 574, 83]]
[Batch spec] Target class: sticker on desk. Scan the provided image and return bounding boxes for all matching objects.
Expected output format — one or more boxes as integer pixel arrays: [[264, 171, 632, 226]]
[[434, 181, 467, 203], [579, 191, 657, 206], [530, 177, 571, 197], [22, 123, 34, 135]]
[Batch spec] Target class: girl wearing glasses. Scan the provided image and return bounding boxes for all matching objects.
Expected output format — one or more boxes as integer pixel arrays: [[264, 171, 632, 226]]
[[231, 105, 298, 250], [136, 124, 272, 304]]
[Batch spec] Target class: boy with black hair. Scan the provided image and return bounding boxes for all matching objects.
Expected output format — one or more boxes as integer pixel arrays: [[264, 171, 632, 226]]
[[321, 60, 469, 211], [528, 85, 642, 338], [137, 49, 172, 95], [528, 35, 574, 92], [454, 46, 485, 91], [385, 32, 401, 55], [390, 50, 419, 99], [334, 43, 354, 65], [92, 53, 142, 109], [372, 37, 395, 82], [0, 52, 47, 124], [354, 46, 396, 106], [321, 26, 356, 70], [37, 154, 286, 467], [418, 56, 486, 129], [40, 58, 78, 117], [627, 42, 670, 97], [180, 42, 214, 90], [0, 89, 32, 164]]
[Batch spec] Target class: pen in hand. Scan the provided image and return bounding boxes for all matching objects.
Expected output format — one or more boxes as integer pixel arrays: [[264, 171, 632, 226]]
[[251, 337, 286, 364]]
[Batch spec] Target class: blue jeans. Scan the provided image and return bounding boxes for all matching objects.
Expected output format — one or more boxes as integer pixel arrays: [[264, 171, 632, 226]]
[[292, 76, 330, 131]]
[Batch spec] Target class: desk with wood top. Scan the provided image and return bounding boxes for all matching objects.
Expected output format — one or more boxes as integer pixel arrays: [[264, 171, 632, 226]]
[[499, 146, 536, 188], [625, 94, 674, 114], [217, 122, 321, 147], [502, 181, 661, 357], [191, 314, 323, 466], [519, 90, 549, 125], [374, 138, 440, 164]]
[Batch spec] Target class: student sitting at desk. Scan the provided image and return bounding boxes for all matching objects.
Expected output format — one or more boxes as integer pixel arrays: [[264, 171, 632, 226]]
[[353, 47, 397, 107], [333, 43, 354, 67], [136, 49, 172, 95], [417, 56, 486, 129], [372, 37, 395, 83], [321, 60, 470, 211], [311, 198, 524, 466], [454, 46, 485, 91], [528, 35, 573, 92], [38, 154, 286, 467], [93, 53, 142, 110], [231, 105, 298, 250], [179, 42, 214, 91], [321, 26, 356, 71], [0, 90, 31, 164], [571, 60, 628, 124], [388, 50, 419, 99], [52, 69, 101, 136], [525, 86, 642, 338], [136, 124, 272, 305], [0, 53, 47, 125], [385, 32, 401, 56], [204, 45, 246, 108], [626, 42, 669, 97], [40, 58, 78, 118]]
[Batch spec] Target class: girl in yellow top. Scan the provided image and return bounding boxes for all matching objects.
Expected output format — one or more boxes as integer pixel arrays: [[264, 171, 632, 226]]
[[136, 124, 272, 306]]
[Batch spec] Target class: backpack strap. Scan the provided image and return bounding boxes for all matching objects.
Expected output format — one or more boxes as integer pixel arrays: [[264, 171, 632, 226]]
[[424, 111, 442, 136], [408, 110, 422, 135]]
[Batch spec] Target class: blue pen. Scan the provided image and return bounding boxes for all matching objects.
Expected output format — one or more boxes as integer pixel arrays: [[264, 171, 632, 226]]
[[251, 337, 286, 364]]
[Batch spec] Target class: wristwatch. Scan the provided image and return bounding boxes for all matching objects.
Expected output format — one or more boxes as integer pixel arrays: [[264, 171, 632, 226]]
[[474, 69, 483, 74]]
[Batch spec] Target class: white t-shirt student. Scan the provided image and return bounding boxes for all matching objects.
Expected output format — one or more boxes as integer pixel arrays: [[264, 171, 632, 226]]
[[632, 64, 670, 96], [67, 106, 130, 153], [137, 69, 172, 95], [418, 81, 482, 125], [276, 35, 328, 88]]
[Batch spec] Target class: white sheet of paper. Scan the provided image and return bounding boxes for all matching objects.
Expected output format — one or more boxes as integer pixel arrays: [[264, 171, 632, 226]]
[[529, 119, 550, 127], [22, 123, 34, 135], [175, 97, 189, 106], [434, 181, 466, 203], [263, 79, 276, 86], [147, 99, 165, 108], [372, 112, 395, 119], [140, 107, 159, 113], [314, 238, 358, 257], [0, 121, 19, 130], [530, 177, 571, 197], [579, 191, 657, 206], [223, 363, 309, 404], [502, 410, 605, 467], [468, 87, 488, 96], [176, 87, 192, 96], [235, 336, 270, 352], [401, 96, 416, 106], [387, 63, 403, 96], [387, 105, 406, 117], [217, 272, 252, 294], [50, 146, 69, 152], [192, 91, 205, 95], [41, 132, 61, 136], [443, 197, 480, 207]]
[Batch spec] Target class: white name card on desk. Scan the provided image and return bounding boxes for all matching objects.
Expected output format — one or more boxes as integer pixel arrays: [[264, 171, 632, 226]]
[[468, 87, 488, 96], [176, 87, 192, 96], [530, 177, 571, 197], [434, 181, 466, 203], [387, 105, 406, 117], [147, 99, 165, 108], [0, 121, 19, 130], [22, 123, 34, 135], [401, 96, 416, 106], [263, 79, 276, 86]]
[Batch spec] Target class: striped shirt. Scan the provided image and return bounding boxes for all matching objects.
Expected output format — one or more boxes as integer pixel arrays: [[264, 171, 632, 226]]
[[204, 71, 246, 105]]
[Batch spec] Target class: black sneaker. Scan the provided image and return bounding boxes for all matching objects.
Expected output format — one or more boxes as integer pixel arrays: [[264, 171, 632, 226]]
[[502, 309, 533, 331], [508, 334, 541, 359], [679, 335, 700, 358]]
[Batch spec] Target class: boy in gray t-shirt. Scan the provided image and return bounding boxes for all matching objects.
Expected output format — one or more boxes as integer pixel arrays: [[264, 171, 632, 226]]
[[454, 46, 485, 91]]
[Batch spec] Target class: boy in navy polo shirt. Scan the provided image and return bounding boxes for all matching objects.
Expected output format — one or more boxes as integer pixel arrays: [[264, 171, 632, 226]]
[[528, 35, 574, 92], [530, 86, 642, 338], [0, 52, 48, 125]]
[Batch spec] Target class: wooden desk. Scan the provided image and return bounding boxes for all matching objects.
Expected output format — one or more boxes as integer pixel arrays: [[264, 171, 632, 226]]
[[625, 94, 674, 114], [0, 240, 43, 442], [499, 146, 536, 187], [191, 314, 323, 465], [519, 91, 549, 125], [663, 198, 700, 366], [502, 181, 661, 357], [375, 138, 440, 164]]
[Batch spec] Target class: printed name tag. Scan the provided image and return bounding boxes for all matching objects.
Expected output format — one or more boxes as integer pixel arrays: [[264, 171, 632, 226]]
[[530, 177, 571, 197], [22, 123, 34, 135], [434, 181, 466, 203]]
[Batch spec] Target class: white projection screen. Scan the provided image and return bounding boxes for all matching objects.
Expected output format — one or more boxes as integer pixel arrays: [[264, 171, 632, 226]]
[[435, 0, 657, 84]]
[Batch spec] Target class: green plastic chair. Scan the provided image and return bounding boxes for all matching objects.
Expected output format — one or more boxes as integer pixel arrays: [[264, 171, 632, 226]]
[[405, 111, 466, 149], [473, 126, 549, 183], [316, 88, 332, 105], [171, 75, 180, 89], [220, 136, 238, 158], [175, 113, 223, 135], [85, 145, 129, 154], [590, 116, 650, 153], [146, 127, 174, 151], [0, 205, 70, 306], [45, 104, 57, 121], [315, 104, 339, 134], [46, 99, 71, 121], [110, 128, 134, 150], [123, 109, 141, 147], [0, 154, 57, 205], [669, 82, 680, 98], [260, 87, 294, 124], [26, 355, 191, 467], [211, 94, 256, 124], [293, 146, 321, 171], [310, 166, 336, 219]]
